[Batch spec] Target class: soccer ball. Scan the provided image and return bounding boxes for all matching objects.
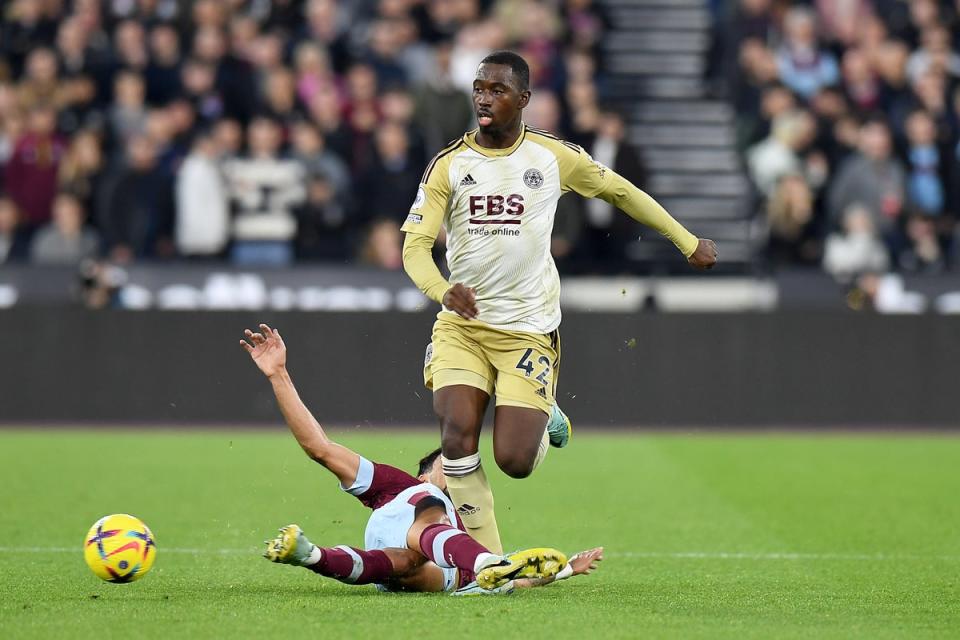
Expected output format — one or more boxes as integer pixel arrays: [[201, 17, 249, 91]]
[[83, 514, 157, 583]]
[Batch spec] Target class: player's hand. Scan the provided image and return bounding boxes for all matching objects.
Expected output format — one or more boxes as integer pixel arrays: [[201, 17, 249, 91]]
[[443, 283, 478, 320], [568, 547, 603, 576], [240, 323, 287, 378], [687, 239, 718, 270]]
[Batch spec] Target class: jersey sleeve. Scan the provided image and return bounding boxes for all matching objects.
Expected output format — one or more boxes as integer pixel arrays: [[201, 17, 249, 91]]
[[339, 456, 422, 510], [400, 152, 452, 240], [555, 143, 615, 198], [553, 141, 698, 257]]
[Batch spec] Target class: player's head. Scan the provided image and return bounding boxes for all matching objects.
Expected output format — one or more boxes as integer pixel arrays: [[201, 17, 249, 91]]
[[416, 447, 445, 489], [474, 51, 531, 135]]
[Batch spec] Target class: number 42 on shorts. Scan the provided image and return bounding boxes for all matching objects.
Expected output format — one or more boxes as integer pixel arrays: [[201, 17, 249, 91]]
[[515, 348, 551, 386]]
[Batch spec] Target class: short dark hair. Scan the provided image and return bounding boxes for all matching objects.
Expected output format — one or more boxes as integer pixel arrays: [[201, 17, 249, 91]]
[[417, 447, 442, 477], [480, 50, 530, 91]]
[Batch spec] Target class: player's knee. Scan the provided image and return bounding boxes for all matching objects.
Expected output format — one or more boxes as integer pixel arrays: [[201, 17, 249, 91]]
[[439, 419, 479, 459], [495, 451, 534, 479]]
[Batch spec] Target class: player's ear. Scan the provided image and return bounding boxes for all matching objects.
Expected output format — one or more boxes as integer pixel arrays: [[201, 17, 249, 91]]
[[518, 90, 531, 109]]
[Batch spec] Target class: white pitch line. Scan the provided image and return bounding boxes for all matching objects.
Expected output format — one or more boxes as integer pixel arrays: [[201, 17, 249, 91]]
[[2, 547, 958, 561], [609, 551, 960, 561]]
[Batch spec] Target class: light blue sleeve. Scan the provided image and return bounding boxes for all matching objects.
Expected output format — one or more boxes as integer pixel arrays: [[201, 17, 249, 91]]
[[339, 456, 374, 496]]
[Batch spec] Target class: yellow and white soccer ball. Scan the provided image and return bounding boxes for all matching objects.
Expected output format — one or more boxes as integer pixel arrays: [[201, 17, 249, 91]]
[[83, 514, 157, 583]]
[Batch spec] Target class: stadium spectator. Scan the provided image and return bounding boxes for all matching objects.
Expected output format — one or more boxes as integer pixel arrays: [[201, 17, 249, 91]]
[[359, 218, 403, 270], [827, 118, 906, 253], [524, 90, 563, 133], [823, 203, 890, 282], [906, 25, 960, 85], [746, 109, 818, 197], [355, 122, 421, 227], [212, 118, 243, 160], [289, 120, 351, 205], [258, 67, 301, 126], [365, 18, 411, 88], [294, 174, 351, 262], [900, 213, 945, 273], [4, 104, 66, 231], [840, 48, 882, 114], [575, 110, 649, 273], [298, 0, 352, 74], [222, 116, 305, 266], [29, 191, 99, 265], [180, 58, 224, 126], [107, 71, 148, 147], [413, 41, 474, 155], [145, 24, 182, 106], [99, 134, 174, 262], [292, 42, 336, 110], [814, 0, 874, 50], [57, 17, 95, 78], [112, 20, 149, 73], [732, 39, 784, 153], [767, 172, 818, 265], [17, 48, 65, 112], [0, 196, 29, 263], [776, 7, 839, 100], [175, 130, 229, 258], [903, 109, 946, 218], [57, 129, 104, 217], [380, 87, 426, 164]]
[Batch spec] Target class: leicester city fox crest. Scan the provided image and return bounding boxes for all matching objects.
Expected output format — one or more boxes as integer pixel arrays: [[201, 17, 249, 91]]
[[523, 168, 544, 189]]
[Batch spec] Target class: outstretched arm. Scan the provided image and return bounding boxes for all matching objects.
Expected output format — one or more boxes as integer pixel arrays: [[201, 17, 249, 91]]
[[555, 139, 718, 270], [240, 324, 361, 487], [512, 546, 604, 589], [595, 172, 718, 270]]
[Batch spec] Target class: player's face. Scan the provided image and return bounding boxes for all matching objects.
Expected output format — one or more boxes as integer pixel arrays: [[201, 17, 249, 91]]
[[419, 457, 447, 491], [472, 64, 530, 134]]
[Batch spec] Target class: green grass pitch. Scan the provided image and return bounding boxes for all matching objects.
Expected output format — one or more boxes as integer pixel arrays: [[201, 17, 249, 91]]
[[1, 429, 958, 639]]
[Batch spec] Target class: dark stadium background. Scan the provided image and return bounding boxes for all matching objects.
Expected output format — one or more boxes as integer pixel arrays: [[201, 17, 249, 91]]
[[0, 0, 957, 428]]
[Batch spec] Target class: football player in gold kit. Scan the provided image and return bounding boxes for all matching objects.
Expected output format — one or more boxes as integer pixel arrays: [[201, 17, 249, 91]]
[[402, 51, 718, 553]]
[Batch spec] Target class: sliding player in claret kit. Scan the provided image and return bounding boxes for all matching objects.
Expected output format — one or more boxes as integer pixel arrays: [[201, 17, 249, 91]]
[[241, 324, 602, 595], [401, 51, 719, 553]]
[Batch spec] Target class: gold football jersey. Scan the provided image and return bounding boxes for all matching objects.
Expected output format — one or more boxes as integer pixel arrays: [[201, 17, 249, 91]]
[[402, 125, 617, 333]]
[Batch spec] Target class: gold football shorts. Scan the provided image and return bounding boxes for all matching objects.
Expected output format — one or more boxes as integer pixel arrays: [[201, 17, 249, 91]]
[[423, 313, 560, 414]]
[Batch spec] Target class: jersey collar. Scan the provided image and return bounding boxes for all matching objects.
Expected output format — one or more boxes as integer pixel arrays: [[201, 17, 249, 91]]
[[463, 124, 527, 157]]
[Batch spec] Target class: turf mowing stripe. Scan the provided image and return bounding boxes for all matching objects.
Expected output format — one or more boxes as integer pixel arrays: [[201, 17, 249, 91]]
[[4, 547, 959, 561]]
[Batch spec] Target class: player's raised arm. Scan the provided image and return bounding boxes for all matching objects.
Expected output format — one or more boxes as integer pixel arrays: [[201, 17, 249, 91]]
[[556, 142, 718, 270], [240, 324, 361, 487]]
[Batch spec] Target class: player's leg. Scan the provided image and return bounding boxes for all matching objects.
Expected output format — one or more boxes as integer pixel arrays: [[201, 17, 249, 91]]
[[488, 328, 570, 478], [426, 316, 503, 553], [492, 405, 551, 479], [263, 524, 422, 586], [405, 501, 567, 590]]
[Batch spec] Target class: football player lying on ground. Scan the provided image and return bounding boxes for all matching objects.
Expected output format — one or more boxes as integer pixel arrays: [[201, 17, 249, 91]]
[[241, 324, 603, 595]]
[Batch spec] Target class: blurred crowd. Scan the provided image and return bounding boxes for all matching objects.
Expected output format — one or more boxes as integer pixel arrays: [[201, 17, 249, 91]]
[[713, 0, 960, 281], [0, 0, 625, 272]]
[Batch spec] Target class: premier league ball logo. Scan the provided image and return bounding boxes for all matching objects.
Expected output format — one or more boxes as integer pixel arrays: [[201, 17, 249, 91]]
[[523, 168, 544, 189]]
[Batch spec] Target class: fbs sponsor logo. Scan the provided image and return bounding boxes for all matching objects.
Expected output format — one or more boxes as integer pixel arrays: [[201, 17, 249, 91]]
[[460, 174, 477, 186], [457, 503, 479, 517], [468, 194, 525, 224]]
